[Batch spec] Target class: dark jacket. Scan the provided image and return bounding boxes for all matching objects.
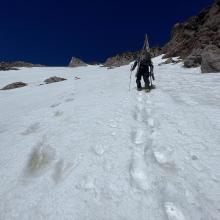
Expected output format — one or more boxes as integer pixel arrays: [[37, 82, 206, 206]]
[[131, 51, 154, 74]]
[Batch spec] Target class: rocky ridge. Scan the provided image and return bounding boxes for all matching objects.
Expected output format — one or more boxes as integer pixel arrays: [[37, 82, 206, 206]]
[[0, 61, 44, 71], [104, 46, 162, 67], [163, 0, 220, 72], [68, 57, 88, 67]]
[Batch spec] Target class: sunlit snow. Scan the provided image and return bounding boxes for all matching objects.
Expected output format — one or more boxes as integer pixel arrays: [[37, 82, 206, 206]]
[[0, 56, 220, 220]]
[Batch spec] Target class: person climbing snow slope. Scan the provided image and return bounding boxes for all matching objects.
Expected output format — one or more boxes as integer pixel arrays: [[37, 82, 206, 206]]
[[131, 49, 154, 92]]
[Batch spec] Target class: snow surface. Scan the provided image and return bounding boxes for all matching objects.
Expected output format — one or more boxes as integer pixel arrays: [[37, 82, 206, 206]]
[[0, 56, 220, 220]]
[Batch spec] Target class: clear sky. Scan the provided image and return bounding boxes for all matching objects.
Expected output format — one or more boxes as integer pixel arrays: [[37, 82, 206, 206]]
[[0, 0, 213, 66]]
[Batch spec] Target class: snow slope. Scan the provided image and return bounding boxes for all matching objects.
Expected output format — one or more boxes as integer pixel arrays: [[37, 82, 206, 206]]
[[0, 56, 220, 220]]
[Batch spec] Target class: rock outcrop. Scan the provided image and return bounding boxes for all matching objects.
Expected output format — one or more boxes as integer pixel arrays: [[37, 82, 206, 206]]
[[10, 61, 44, 67], [68, 57, 87, 67], [163, 0, 220, 59], [150, 46, 163, 57], [104, 47, 163, 67], [1, 82, 27, 90], [201, 45, 220, 72], [163, 0, 220, 72], [104, 51, 139, 67], [183, 49, 203, 68], [44, 76, 67, 84], [0, 61, 44, 71]]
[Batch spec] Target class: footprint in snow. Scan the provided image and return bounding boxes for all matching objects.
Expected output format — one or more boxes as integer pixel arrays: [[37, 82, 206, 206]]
[[96, 120, 103, 125], [146, 108, 152, 115], [103, 160, 114, 172], [76, 176, 96, 192], [191, 155, 199, 161], [109, 120, 118, 128], [133, 105, 148, 123], [129, 151, 149, 191], [54, 111, 63, 117], [133, 110, 142, 122], [52, 159, 75, 184], [136, 102, 145, 111], [110, 124, 117, 128], [153, 151, 177, 173], [136, 95, 143, 103], [146, 97, 152, 105], [65, 97, 74, 103], [21, 122, 40, 135], [164, 202, 186, 220], [131, 127, 147, 145], [50, 103, 61, 108], [147, 118, 154, 128], [153, 151, 169, 165], [92, 144, 108, 156], [115, 116, 122, 122]]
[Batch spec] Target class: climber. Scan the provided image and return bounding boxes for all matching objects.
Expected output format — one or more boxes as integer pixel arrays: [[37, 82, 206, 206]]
[[131, 49, 154, 91]]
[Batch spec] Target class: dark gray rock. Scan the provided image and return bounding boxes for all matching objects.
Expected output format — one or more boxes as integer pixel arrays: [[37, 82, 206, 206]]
[[68, 57, 87, 67], [201, 45, 220, 73], [184, 49, 202, 68], [10, 61, 44, 67], [150, 46, 163, 57], [44, 76, 67, 84], [0, 66, 19, 71], [104, 47, 163, 68], [0, 61, 44, 71], [184, 55, 201, 68], [1, 82, 27, 90], [104, 51, 139, 67]]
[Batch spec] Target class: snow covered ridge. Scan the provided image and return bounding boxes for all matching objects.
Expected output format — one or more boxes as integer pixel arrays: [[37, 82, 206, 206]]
[[0, 56, 220, 220]]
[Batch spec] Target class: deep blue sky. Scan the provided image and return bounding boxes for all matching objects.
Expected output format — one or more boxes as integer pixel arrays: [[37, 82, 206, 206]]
[[0, 0, 213, 66]]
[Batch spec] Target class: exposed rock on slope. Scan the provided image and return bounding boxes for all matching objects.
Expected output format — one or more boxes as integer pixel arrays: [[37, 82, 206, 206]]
[[163, 0, 220, 72], [0, 61, 44, 71], [68, 57, 87, 67], [0, 64, 18, 71], [201, 45, 220, 73], [44, 76, 67, 84], [150, 46, 163, 57], [1, 82, 27, 90], [10, 61, 44, 67], [104, 51, 139, 67], [163, 0, 220, 58], [104, 46, 162, 67], [183, 49, 202, 68]]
